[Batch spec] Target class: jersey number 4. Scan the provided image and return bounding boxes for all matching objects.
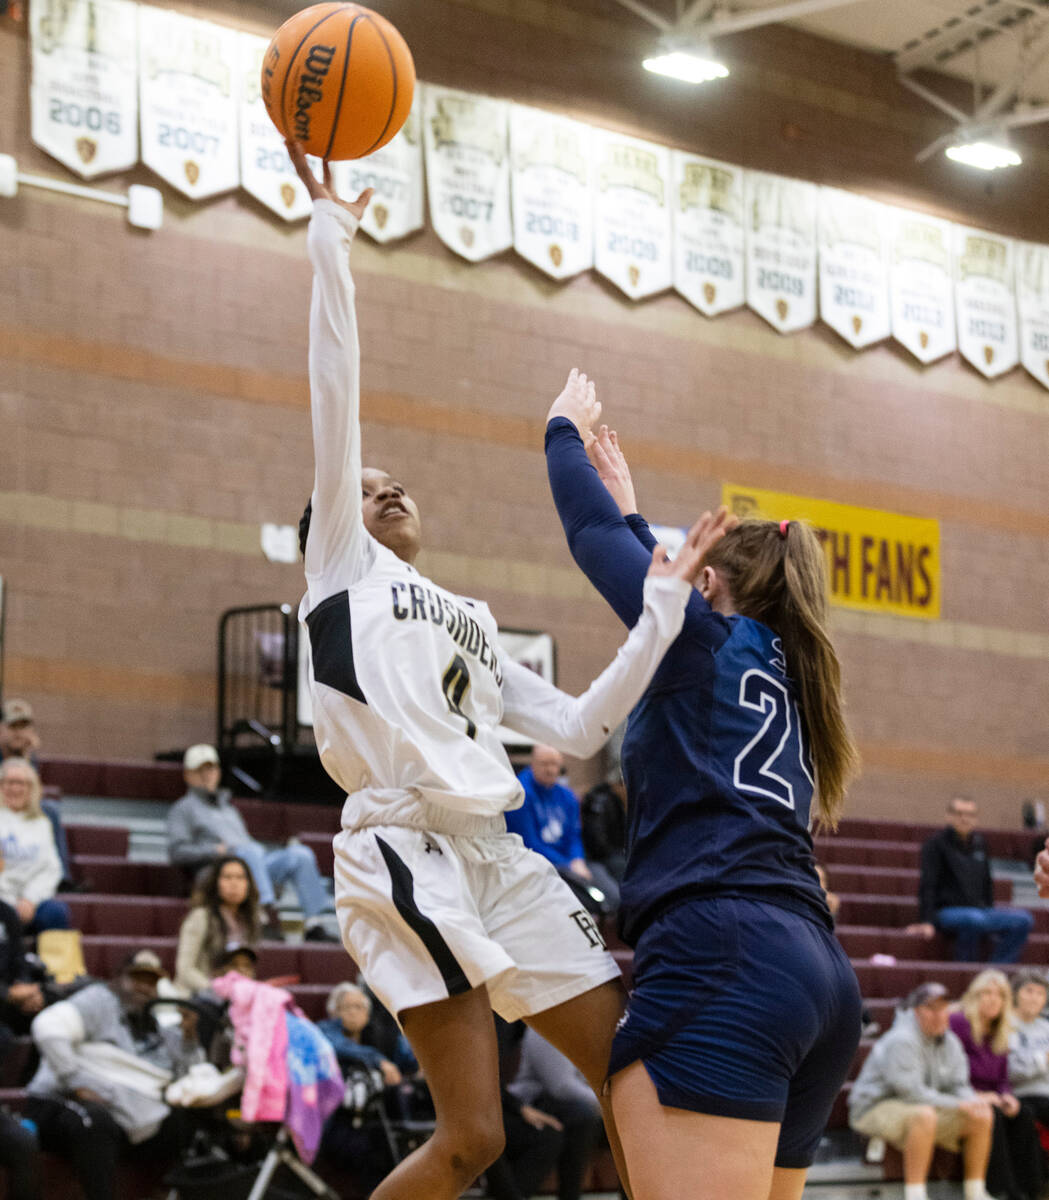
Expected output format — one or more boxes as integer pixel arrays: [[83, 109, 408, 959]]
[[733, 669, 813, 810], [442, 654, 477, 740]]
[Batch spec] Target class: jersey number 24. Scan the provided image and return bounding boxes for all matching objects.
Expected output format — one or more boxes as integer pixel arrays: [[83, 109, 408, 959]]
[[733, 669, 813, 810]]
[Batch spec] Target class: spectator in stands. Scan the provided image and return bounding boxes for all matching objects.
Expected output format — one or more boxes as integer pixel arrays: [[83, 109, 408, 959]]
[[0, 894, 46, 1048], [849, 981, 994, 1200], [319, 981, 417, 1083], [951, 970, 1044, 1200], [167, 744, 336, 941], [213, 944, 258, 979], [0, 759, 70, 935], [507, 1026, 605, 1200], [506, 745, 619, 913], [909, 796, 1033, 962], [24, 948, 201, 1200], [174, 855, 261, 993], [581, 770, 627, 886], [0, 700, 74, 890], [1008, 970, 1049, 1129]]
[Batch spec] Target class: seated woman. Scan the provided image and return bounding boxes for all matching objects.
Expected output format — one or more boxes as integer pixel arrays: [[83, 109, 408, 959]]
[[318, 982, 417, 1085], [1008, 969, 1049, 1129], [952, 969, 1045, 1200], [0, 759, 70, 934], [174, 855, 261, 994]]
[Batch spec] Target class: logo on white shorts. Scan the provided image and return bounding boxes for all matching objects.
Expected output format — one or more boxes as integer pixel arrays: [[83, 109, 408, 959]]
[[569, 909, 606, 949]]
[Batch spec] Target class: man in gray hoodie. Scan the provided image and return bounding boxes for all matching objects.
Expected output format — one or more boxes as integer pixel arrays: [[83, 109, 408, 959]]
[[850, 982, 994, 1200]]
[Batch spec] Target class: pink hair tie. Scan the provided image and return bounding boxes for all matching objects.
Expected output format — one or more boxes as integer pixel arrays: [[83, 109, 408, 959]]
[[779, 520, 790, 538]]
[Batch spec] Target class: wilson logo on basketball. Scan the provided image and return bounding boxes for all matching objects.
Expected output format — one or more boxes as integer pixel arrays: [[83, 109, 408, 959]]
[[293, 43, 337, 143]]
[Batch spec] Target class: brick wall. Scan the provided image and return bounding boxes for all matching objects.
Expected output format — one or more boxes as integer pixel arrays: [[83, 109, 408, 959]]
[[1, 1, 1047, 827]]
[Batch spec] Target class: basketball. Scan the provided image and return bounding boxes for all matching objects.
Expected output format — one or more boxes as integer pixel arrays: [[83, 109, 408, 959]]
[[261, 3, 415, 161]]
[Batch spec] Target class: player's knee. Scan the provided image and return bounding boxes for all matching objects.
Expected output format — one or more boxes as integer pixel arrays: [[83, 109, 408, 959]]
[[443, 1113, 504, 1177]]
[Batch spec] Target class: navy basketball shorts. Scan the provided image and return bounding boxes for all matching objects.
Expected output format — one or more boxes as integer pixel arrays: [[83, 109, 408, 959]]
[[608, 895, 862, 1168]]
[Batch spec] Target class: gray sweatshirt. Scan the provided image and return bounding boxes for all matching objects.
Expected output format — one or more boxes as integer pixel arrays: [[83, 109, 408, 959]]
[[1009, 1015, 1049, 1098], [849, 1008, 975, 1121], [167, 787, 255, 866]]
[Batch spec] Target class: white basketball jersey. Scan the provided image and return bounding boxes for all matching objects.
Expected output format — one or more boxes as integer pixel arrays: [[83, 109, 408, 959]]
[[301, 199, 689, 833]]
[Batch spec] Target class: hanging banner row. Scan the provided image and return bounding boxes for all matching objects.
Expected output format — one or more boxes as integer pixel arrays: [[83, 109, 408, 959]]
[[28, 0, 1049, 389]]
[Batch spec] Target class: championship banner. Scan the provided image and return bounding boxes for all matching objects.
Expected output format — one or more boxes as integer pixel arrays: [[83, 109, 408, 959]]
[[672, 152, 744, 317], [817, 187, 891, 349], [30, 0, 138, 179], [592, 128, 672, 300], [744, 172, 818, 334], [723, 483, 941, 619], [1016, 241, 1049, 392], [139, 7, 239, 200], [889, 207, 955, 364], [238, 32, 316, 222], [424, 84, 512, 262], [954, 225, 1019, 379], [338, 90, 424, 244], [510, 105, 593, 280]]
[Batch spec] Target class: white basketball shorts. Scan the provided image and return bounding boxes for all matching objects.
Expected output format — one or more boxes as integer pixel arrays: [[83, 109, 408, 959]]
[[333, 823, 621, 1023]]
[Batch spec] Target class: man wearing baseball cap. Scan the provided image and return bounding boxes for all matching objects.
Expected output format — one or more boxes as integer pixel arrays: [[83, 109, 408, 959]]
[[0, 700, 40, 765], [167, 744, 335, 941], [849, 983, 994, 1200], [24, 946, 201, 1199]]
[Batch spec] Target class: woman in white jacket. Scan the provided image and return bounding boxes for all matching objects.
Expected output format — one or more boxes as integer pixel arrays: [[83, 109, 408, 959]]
[[0, 758, 70, 932]]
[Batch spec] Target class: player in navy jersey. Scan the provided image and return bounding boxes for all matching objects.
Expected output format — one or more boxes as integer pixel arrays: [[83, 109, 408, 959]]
[[544, 373, 863, 1200]]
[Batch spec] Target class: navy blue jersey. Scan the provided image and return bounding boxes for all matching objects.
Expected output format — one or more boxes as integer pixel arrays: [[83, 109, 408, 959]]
[[545, 418, 830, 944]]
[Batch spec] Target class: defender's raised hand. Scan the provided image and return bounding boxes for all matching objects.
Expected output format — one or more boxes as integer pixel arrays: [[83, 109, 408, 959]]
[[286, 140, 373, 220], [547, 368, 601, 435], [587, 425, 637, 516], [646, 507, 737, 587]]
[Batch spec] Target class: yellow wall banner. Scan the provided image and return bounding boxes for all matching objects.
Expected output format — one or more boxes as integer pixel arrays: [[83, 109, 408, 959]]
[[722, 484, 941, 619]]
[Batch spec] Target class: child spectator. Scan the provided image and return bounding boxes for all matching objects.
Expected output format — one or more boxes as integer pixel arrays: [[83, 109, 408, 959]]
[[1008, 969, 1049, 1131], [951, 969, 1044, 1200], [0, 759, 70, 934], [175, 855, 261, 994]]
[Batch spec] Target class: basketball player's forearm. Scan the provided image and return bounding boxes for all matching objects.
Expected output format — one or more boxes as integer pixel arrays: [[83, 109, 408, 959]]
[[306, 199, 363, 521], [545, 419, 649, 627], [501, 575, 687, 756]]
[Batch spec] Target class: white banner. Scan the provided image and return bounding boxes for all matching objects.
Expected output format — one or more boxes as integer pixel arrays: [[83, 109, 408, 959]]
[[954, 225, 1018, 379], [593, 129, 672, 300], [510, 105, 593, 280], [672, 152, 744, 317], [238, 32, 316, 222], [889, 208, 955, 364], [818, 187, 891, 349], [30, 0, 138, 179], [745, 172, 817, 333], [139, 7, 240, 200], [336, 90, 424, 244], [1017, 242, 1049, 392], [424, 84, 512, 262]]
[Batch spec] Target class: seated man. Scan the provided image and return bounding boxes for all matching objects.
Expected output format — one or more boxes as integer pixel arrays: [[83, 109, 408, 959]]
[[909, 796, 1033, 962], [506, 744, 619, 913], [166, 744, 336, 941], [24, 949, 201, 1200], [849, 982, 994, 1200]]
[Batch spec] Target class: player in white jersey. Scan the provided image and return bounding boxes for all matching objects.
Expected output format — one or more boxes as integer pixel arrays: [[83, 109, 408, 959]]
[[287, 145, 732, 1200]]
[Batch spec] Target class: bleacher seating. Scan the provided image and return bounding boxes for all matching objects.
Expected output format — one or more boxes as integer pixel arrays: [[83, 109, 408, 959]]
[[11, 770, 1042, 1192]]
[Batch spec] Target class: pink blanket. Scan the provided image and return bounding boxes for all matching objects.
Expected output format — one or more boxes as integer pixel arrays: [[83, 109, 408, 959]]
[[212, 974, 290, 1122]]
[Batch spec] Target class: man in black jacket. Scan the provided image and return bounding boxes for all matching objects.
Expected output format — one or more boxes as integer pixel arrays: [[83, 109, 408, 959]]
[[910, 796, 1033, 961]]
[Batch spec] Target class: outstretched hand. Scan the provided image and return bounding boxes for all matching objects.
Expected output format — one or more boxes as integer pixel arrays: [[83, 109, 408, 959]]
[[286, 140, 373, 221], [646, 507, 737, 587], [587, 425, 636, 516], [547, 368, 600, 436]]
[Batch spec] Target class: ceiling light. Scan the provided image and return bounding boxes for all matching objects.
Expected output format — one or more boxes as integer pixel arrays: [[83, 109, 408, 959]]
[[642, 48, 728, 84], [945, 139, 1021, 170]]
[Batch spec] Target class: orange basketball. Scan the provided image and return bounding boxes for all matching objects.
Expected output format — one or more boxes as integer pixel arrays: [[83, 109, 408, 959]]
[[261, 3, 415, 161]]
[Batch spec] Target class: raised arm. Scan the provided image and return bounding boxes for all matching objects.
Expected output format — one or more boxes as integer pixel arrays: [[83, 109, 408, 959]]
[[500, 511, 732, 757], [288, 144, 374, 596]]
